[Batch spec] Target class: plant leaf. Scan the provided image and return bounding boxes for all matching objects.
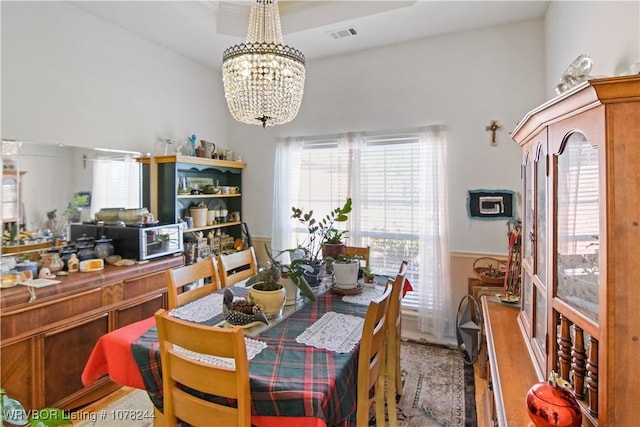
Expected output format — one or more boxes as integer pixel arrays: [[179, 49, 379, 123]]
[[1, 395, 28, 426], [29, 408, 70, 427]]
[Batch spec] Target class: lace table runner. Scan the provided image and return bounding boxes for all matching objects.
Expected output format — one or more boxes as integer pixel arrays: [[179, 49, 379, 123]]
[[169, 293, 224, 322], [342, 286, 384, 306], [295, 311, 364, 353], [174, 337, 267, 369]]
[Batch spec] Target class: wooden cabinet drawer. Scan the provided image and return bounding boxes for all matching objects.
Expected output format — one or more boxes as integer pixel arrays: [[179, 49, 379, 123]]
[[1, 288, 102, 339], [116, 293, 165, 328], [123, 270, 167, 299]]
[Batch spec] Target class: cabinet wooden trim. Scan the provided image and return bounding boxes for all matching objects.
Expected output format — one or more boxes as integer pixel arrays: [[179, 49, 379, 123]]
[[482, 296, 542, 426], [154, 154, 246, 169], [511, 75, 640, 426]]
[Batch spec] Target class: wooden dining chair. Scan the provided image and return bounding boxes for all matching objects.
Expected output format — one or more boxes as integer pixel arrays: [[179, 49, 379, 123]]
[[217, 247, 258, 287], [165, 257, 221, 309], [344, 246, 370, 268], [356, 282, 393, 427], [154, 309, 251, 427], [385, 260, 408, 426]]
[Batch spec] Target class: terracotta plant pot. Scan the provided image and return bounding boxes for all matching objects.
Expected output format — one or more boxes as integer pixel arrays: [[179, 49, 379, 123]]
[[322, 243, 345, 260]]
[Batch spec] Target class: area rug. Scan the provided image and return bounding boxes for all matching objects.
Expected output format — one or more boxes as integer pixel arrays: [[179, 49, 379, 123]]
[[75, 340, 475, 427], [389, 340, 477, 427]]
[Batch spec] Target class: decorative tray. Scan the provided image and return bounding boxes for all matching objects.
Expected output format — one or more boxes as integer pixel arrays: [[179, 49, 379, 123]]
[[222, 320, 265, 329], [330, 283, 364, 296], [496, 293, 519, 304]]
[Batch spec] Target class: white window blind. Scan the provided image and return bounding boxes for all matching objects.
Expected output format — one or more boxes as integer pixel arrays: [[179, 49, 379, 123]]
[[286, 131, 442, 309]]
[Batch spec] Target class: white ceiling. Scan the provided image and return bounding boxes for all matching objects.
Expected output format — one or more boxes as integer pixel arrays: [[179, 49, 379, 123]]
[[69, 1, 549, 70]]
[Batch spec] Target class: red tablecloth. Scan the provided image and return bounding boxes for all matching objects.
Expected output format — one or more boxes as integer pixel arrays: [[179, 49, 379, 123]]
[[82, 316, 328, 427], [82, 316, 155, 390], [82, 282, 378, 427]]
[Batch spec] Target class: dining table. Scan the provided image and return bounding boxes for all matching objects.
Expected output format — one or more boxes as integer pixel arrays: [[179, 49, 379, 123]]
[[82, 280, 387, 427]]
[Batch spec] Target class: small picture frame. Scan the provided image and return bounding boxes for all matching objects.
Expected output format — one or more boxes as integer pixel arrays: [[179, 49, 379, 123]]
[[467, 189, 515, 220], [185, 176, 214, 190]]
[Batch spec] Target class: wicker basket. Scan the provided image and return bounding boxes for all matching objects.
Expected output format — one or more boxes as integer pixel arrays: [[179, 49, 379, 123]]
[[473, 257, 505, 274], [473, 257, 506, 285], [479, 270, 506, 285]]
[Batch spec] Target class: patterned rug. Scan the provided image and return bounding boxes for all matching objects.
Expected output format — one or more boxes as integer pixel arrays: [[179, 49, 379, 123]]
[[75, 341, 476, 427], [388, 340, 477, 427]]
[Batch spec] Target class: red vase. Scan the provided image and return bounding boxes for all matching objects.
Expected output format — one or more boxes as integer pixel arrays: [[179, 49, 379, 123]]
[[526, 374, 582, 427]]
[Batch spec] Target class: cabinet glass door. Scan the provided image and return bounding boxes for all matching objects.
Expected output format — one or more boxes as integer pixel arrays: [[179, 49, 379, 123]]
[[555, 132, 599, 321], [533, 286, 547, 355], [523, 153, 533, 267], [535, 143, 547, 285]]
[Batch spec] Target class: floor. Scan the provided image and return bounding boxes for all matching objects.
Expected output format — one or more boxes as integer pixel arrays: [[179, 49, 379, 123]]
[[79, 365, 490, 426]]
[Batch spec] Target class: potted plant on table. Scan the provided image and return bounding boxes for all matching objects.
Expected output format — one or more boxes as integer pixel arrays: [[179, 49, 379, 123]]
[[291, 198, 352, 285], [246, 245, 315, 315], [325, 253, 361, 289], [361, 265, 375, 284], [322, 228, 349, 259]]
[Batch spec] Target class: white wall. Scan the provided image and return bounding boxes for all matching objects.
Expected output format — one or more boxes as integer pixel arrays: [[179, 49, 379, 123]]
[[230, 19, 546, 254], [545, 1, 640, 99], [3, 1, 639, 255], [1, 1, 228, 154]]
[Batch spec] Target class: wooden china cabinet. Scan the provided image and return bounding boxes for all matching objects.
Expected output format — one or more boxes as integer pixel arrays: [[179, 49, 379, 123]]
[[511, 75, 640, 426]]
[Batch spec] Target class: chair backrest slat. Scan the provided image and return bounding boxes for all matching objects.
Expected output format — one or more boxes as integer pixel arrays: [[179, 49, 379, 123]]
[[218, 247, 258, 287], [356, 283, 392, 426], [155, 309, 251, 427], [345, 246, 370, 269], [165, 258, 220, 309]]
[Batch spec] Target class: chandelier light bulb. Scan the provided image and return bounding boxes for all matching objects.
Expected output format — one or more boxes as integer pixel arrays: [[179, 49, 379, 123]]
[[222, 0, 306, 128]]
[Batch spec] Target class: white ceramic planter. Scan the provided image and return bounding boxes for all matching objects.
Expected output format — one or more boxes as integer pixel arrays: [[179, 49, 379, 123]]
[[281, 276, 300, 306], [248, 285, 286, 319], [333, 261, 359, 287]]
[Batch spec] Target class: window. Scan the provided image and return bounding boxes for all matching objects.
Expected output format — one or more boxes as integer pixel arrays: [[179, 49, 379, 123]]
[[273, 126, 453, 338], [90, 155, 141, 217]]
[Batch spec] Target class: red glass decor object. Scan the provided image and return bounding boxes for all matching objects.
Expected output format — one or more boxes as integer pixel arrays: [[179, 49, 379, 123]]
[[526, 372, 582, 427]]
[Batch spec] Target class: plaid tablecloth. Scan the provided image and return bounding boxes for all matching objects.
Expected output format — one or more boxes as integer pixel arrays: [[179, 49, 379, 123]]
[[131, 287, 369, 426]]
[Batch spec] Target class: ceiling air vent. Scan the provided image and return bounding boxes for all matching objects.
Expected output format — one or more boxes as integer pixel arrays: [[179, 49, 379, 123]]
[[329, 27, 358, 40]]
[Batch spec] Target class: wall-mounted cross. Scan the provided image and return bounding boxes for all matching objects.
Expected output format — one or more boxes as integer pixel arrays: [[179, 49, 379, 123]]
[[485, 120, 503, 146]]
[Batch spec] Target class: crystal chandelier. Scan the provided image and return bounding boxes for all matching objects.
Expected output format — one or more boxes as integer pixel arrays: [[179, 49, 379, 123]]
[[222, 0, 306, 128]]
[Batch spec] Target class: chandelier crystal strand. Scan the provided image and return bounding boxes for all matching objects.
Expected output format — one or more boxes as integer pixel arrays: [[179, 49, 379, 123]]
[[222, 0, 305, 128]]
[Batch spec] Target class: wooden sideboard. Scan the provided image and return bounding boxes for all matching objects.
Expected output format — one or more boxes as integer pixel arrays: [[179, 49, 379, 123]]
[[482, 296, 541, 426], [0, 255, 183, 411]]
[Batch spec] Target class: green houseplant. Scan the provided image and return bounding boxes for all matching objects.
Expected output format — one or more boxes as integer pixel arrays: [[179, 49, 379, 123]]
[[325, 253, 361, 288], [0, 388, 70, 427], [246, 245, 316, 310], [361, 265, 375, 283], [291, 197, 352, 265], [322, 228, 349, 259], [291, 198, 352, 284]]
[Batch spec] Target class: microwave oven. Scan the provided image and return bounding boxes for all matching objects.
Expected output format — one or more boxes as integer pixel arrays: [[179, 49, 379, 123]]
[[69, 223, 183, 261]]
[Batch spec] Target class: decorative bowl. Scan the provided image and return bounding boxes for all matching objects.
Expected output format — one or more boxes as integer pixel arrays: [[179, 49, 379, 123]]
[[118, 208, 149, 225], [95, 208, 124, 223]]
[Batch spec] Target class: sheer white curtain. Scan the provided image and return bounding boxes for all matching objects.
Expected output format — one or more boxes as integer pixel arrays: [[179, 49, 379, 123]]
[[271, 137, 303, 252], [417, 125, 453, 340], [272, 126, 453, 339]]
